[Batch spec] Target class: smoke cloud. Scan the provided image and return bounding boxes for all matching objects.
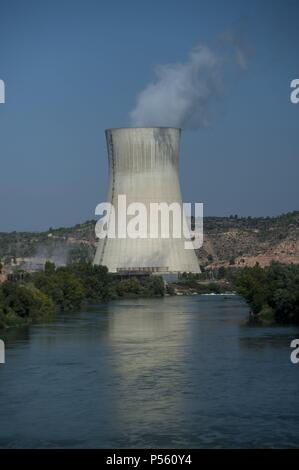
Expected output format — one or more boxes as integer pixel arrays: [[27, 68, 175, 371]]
[[130, 36, 251, 129]]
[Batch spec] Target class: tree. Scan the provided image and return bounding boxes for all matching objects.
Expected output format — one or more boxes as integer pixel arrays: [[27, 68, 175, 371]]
[[233, 263, 299, 324], [44, 260, 56, 274]]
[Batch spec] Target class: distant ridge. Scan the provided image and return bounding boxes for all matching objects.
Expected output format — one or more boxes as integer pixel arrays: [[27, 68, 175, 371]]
[[0, 211, 298, 269]]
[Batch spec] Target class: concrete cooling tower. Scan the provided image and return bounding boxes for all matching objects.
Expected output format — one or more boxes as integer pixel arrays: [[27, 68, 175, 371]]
[[94, 127, 200, 273]]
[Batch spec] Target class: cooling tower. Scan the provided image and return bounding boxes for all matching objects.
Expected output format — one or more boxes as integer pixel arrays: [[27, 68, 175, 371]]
[[94, 127, 200, 273]]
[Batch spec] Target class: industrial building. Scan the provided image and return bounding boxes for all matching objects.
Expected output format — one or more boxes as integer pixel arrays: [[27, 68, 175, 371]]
[[94, 127, 200, 274]]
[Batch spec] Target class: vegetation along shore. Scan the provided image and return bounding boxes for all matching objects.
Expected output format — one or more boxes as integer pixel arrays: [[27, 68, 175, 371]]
[[0, 259, 298, 329]]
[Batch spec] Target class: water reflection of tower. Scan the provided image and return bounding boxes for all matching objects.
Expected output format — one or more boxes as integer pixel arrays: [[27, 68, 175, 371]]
[[106, 298, 192, 443]]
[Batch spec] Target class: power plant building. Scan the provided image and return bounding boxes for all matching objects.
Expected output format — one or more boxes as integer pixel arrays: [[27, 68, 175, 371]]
[[94, 127, 200, 273]]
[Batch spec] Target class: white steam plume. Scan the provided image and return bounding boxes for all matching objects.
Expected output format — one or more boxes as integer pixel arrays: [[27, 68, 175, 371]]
[[130, 38, 250, 129]]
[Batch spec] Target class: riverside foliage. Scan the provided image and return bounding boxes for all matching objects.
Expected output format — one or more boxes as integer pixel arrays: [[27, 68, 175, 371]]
[[0, 262, 164, 329], [232, 262, 299, 325]]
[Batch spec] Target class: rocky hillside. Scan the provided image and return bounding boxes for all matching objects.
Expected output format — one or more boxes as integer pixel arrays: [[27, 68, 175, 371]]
[[0, 212, 298, 271], [197, 211, 299, 268]]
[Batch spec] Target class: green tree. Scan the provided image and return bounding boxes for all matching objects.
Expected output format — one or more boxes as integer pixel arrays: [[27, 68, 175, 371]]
[[44, 260, 56, 274]]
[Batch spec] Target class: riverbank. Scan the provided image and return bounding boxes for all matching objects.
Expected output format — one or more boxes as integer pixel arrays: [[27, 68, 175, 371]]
[[1, 261, 298, 329], [0, 262, 165, 329], [170, 262, 299, 326], [232, 263, 299, 326]]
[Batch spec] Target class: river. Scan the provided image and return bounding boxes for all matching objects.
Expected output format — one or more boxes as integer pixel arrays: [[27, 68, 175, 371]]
[[0, 295, 299, 448]]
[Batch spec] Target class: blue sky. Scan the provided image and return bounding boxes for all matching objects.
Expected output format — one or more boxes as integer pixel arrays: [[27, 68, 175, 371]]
[[0, 0, 298, 231]]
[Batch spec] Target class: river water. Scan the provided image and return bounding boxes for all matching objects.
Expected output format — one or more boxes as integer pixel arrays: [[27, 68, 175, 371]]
[[0, 295, 299, 448]]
